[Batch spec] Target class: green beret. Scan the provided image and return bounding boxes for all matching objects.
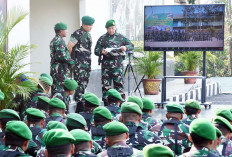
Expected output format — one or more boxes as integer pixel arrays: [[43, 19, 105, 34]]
[[54, 22, 67, 30], [166, 103, 184, 114], [93, 106, 112, 120], [0, 90, 5, 101], [47, 121, 68, 131], [105, 19, 115, 28], [142, 98, 154, 110], [66, 113, 86, 127], [64, 79, 78, 91], [215, 108, 232, 122], [40, 73, 53, 85], [185, 99, 201, 110], [6, 121, 32, 140], [213, 116, 232, 132], [107, 89, 123, 101], [38, 96, 50, 104], [127, 96, 143, 109], [190, 118, 216, 140], [215, 127, 222, 138], [0, 109, 20, 120], [143, 144, 174, 157], [103, 121, 129, 136], [121, 102, 142, 115], [26, 108, 46, 119], [70, 129, 91, 144], [83, 92, 100, 106], [43, 129, 75, 147], [39, 76, 52, 86], [82, 16, 95, 25], [49, 97, 66, 109]]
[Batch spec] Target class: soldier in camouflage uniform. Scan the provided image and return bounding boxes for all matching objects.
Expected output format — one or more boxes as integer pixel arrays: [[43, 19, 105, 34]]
[[67, 16, 95, 113], [94, 19, 134, 105], [36, 96, 50, 120], [182, 99, 201, 126], [120, 102, 163, 150], [151, 103, 190, 156], [50, 22, 74, 95]]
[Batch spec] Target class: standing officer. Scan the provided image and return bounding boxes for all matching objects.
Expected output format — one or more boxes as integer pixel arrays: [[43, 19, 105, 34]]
[[67, 16, 95, 113], [50, 22, 74, 95], [94, 19, 134, 105]]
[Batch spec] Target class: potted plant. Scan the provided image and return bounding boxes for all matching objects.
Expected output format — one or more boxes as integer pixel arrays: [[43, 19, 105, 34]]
[[133, 41, 163, 95]]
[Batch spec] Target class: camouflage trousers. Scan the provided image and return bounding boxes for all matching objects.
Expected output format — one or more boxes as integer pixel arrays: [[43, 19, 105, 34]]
[[73, 62, 91, 101], [101, 61, 124, 100]]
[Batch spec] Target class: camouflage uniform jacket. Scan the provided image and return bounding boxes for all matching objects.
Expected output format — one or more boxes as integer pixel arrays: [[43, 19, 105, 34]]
[[97, 142, 143, 157], [74, 150, 97, 157], [36, 147, 45, 157], [180, 146, 219, 157], [105, 103, 121, 120], [53, 91, 70, 112], [125, 122, 163, 150], [79, 111, 94, 131], [0, 145, 31, 157], [91, 124, 106, 150], [45, 113, 66, 126], [35, 128, 47, 149], [0, 131, 5, 150], [182, 115, 198, 126], [142, 112, 158, 127], [92, 140, 103, 155], [151, 118, 191, 156], [217, 135, 232, 156], [27, 88, 49, 109]]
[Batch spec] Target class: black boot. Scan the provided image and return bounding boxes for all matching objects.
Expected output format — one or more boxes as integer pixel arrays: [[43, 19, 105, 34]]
[[75, 101, 84, 113]]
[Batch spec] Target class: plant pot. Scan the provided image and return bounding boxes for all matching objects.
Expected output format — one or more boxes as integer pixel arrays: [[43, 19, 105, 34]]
[[142, 79, 161, 95], [182, 71, 198, 84]]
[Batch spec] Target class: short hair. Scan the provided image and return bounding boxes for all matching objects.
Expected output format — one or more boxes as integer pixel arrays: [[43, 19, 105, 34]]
[[214, 123, 231, 136], [27, 115, 44, 123], [0, 118, 19, 130], [49, 106, 64, 115], [142, 108, 152, 113], [185, 106, 199, 115], [94, 115, 111, 126], [121, 112, 140, 123], [55, 29, 61, 34], [84, 100, 97, 111], [46, 142, 72, 156], [63, 86, 71, 92], [37, 100, 49, 112], [107, 95, 121, 104], [5, 132, 27, 147], [190, 132, 211, 146], [74, 141, 90, 152], [66, 124, 84, 131]]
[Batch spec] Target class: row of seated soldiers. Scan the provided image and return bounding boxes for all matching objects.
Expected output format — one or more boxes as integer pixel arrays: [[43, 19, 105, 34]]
[[1, 78, 232, 156]]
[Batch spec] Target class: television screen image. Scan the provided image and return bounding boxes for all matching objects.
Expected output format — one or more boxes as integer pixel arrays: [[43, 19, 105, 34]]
[[144, 4, 225, 51]]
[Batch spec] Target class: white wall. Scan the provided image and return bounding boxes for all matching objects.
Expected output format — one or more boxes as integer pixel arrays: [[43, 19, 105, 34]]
[[30, 0, 79, 78]]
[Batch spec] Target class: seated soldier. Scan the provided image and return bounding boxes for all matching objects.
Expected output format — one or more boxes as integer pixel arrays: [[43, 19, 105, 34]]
[[212, 128, 222, 156], [181, 118, 218, 157], [53, 79, 78, 113], [105, 89, 123, 120], [151, 103, 190, 156], [182, 99, 201, 125], [213, 116, 232, 156], [79, 92, 101, 131], [141, 97, 158, 127], [0, 121, 32, 156], [143, 144, 174, 157], [66, 113, 102, 155], [43, 129, 75, 157], [71, 129, 97, 157], [0, 109, 21, 150], [45, 97, 66, 126], [120, 102, 162, 150], [97, 121, 143, 157], [37, 96, 50, 119], [91, 106, 112, 149]]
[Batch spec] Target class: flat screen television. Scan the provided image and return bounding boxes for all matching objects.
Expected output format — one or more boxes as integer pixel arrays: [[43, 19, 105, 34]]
[[144, 4, 225, 51]]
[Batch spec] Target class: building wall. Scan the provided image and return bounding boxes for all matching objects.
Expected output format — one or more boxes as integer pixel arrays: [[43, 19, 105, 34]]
[[30, 0, 79, 78]]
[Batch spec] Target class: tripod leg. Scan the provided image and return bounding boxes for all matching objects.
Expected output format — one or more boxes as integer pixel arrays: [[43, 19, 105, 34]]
[[134, 75, 145, 92], [124, 64, 129, 77], [130, 65, 142, 98]]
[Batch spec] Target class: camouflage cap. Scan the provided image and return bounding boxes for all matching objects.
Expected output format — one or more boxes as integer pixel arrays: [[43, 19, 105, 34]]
[[39, 76, 52, 86], [213, 116, 232, 132], [107, 89, 123, 101], [190, 118, 216, 140], [166, 102, 184, 114], [142, 98, 154, 110], [70, 129, 92, 144], [0, 90, 4, 101], [54, 22, 67, 30], [64, 79, 78, 91], [127, 96, 143, 109], [121, 102, 142, 115], [38, 96, 50, 104], [82, 16, 95, 25], [93, 106, 112, 120], [49, 97, 66, 109], [103, 121, 129, 136], [47, 121, 68, 131], [143, 144, 174, 157], [6, 121, 32, 140], [105, 19, 115, 28], [66, 113, 87, 127], [40, 73, 53, 85], [0, 109, 20, 120], [215, 127, 222, 138], [26, 108, 46, 119], [215, 108, 232, 122], [185, 99, 201, 110], [43, 129, 75, 147], [83, 92, 100, 106]]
